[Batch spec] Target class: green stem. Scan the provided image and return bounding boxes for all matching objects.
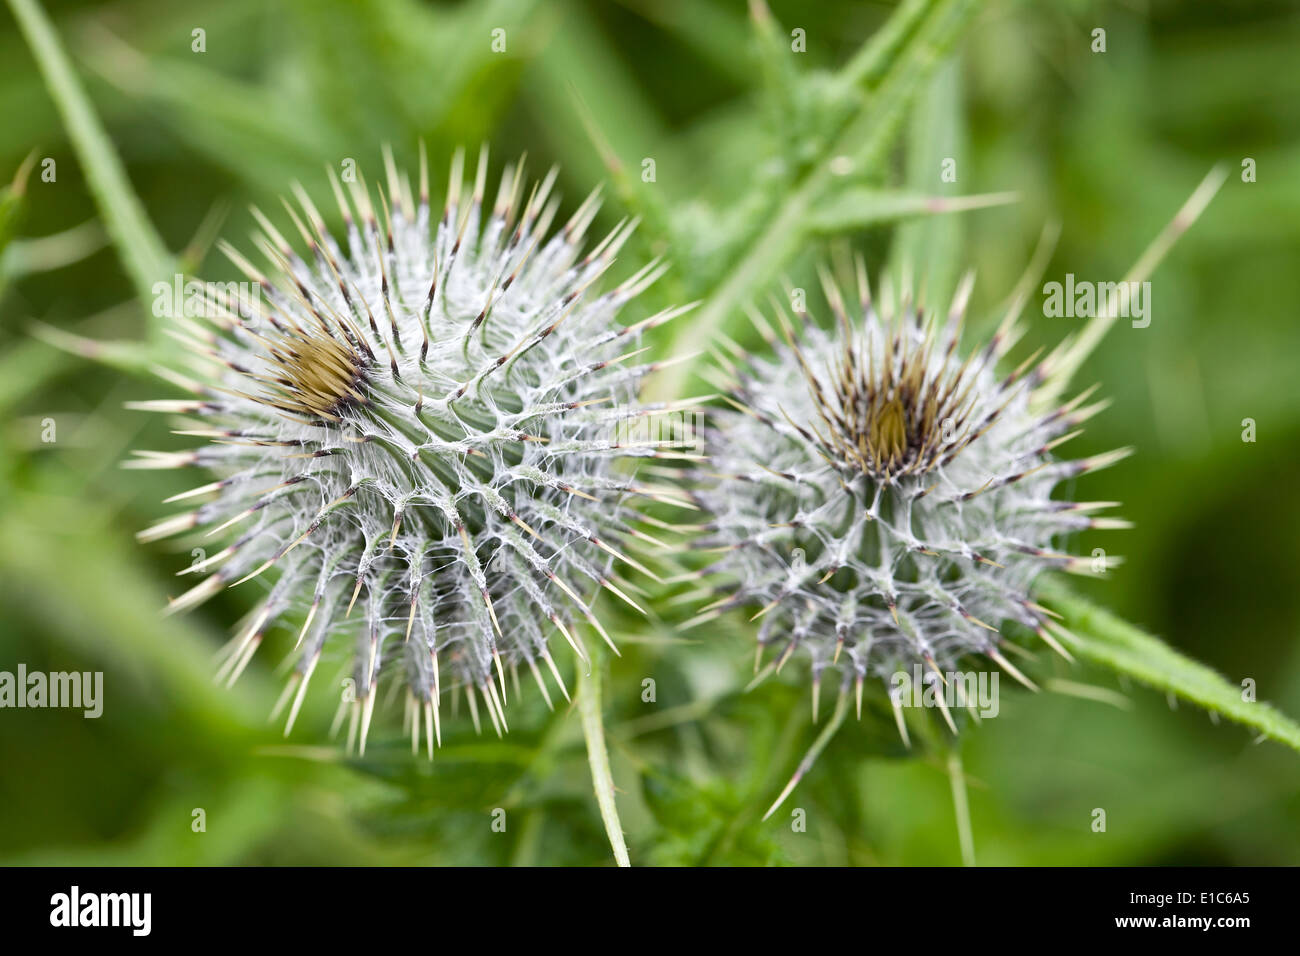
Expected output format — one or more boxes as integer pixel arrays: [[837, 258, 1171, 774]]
[[577, 659, 631, 867], [945, 748, 975, 866], [6, 0, 172, 310]]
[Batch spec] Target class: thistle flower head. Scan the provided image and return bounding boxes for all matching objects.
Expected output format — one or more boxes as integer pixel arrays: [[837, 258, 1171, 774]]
[[695, 262, 1128, 727], [129, 147, 679, 753]]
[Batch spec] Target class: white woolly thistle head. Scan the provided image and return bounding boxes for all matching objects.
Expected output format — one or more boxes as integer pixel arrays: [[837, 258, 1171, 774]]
[[693, 259, 1130, 738], [128, 147, 688, 754]]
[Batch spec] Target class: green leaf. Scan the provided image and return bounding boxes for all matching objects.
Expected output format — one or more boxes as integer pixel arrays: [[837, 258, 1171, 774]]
[[0, 339, 68, 414], [0, 152, 35, 257], [6, 0, 173, 309], [888, 55, 967, 305], [650, 0, 982, 401], [640, 768, 784, 867], [839, 0, 936, 91], [526, 4, 674, 236], [2, 219, 105, 280], [0, 491, 272, 733], [1036, 576, 1300, 754], [807, 188, 1018, 234], [84, 30, 337, 193]]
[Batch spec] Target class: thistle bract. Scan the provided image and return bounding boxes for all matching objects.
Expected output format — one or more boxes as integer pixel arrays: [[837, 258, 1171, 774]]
[[130, 149, 682, 753], [695, 264, 1128, 734]]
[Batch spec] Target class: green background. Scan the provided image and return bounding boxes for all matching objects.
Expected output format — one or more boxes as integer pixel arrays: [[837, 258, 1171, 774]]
[[1, 0, 1297, 865]]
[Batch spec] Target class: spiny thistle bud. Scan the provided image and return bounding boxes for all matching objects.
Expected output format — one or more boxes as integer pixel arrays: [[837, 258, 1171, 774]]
[[127, 147, 687, 754], [692, 261, 1130, 770]]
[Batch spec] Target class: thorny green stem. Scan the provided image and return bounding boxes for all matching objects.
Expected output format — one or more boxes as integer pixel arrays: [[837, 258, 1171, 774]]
[[650, 0, 980, 402], [577, 658, 631, 867]]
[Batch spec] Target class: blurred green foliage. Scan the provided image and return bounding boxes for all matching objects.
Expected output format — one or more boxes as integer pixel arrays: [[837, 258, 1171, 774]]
[[1, 0, 1298, 866]]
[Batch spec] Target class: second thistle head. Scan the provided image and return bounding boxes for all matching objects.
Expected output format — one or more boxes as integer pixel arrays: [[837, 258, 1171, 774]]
[[693, 260, 1130, 737]]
